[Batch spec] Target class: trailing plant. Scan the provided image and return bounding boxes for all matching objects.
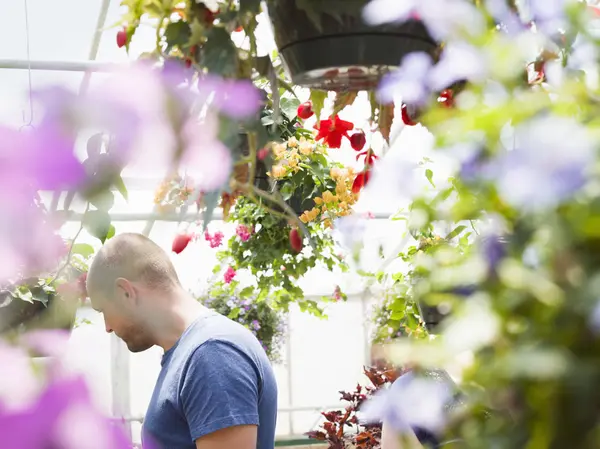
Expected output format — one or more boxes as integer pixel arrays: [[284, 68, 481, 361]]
[[210, 128, 359, 316], [198, 281, 286, 361]]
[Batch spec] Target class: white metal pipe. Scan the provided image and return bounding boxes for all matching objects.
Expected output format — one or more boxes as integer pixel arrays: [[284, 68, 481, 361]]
[[0, 59, 117, 72], [61, 210, 394, 222], [118, 404, 344, 423]]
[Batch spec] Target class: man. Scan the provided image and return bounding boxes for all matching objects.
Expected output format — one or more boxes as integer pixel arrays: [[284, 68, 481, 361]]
[[86, 233, 278, 449]]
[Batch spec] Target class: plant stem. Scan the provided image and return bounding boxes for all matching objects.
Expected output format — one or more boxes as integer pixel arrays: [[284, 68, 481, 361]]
[[52, 202, 90, 283], [250, 185, 316, 249]]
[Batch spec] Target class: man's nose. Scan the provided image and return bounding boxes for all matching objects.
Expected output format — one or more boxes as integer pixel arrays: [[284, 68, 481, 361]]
[[104, 318, 113, 334]]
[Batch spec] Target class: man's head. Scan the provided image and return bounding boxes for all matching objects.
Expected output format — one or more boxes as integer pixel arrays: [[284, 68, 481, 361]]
[[86, 233, 181, 352]]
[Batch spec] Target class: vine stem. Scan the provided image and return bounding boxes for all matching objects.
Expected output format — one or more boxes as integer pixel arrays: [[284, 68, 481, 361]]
[[52, 202, 90, 283], [230, 180, 316, 249]]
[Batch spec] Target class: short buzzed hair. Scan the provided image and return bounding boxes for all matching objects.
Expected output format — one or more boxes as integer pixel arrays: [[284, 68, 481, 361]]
[[87, 233, 181, 296]]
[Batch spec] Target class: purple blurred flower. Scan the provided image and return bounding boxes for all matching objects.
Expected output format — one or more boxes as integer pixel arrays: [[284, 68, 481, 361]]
[[1, 375, 131, 449], [378, 53, 433, 105], [198, 75, 263, 120], [484, 116, 594, 211], [251, 320, 261, 331], [0, 124, 84, 192], [526, 0, 568, 36], [485, 0, 528, 34], [360, 371, 453, 434], [479, 235, 507, 274], [428, 41, 487, 91], [363, 0, 484, 40], [378, 41, 486, 106]]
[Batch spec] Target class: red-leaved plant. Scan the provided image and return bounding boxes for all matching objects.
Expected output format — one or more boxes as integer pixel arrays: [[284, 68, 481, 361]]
[[307, 366, 406, 449]]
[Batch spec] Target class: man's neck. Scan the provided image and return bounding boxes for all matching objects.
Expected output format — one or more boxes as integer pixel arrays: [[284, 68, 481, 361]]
[[154, 291, 210, 352]]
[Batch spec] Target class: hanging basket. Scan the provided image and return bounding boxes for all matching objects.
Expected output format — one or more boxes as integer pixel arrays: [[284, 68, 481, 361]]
[[265, 0, 437, 91], [0, 283, 78, 335]]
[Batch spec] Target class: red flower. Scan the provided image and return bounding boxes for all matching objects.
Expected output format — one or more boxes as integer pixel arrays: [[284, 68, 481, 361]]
[[352, 169, 372, 194], [257, 147, 270, 160], [172, 233, 193, 254], [289, 228, 303, 253], [401, 103, 418, 126], [356, 150, 377, 166], [116, 27, 127, 48], [297, 101, 314, 120], [438, 89, 455, 108], [314, 116, 354, 149], [349, 131, 366, 151]]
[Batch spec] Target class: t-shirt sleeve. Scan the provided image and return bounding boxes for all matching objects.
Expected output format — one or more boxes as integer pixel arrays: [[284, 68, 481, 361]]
[[179, 339, 261, 442]]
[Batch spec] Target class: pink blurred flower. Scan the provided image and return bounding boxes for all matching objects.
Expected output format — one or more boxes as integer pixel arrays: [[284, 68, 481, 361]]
[[224, 266, 236, 284], [0, 194, 67, 283], [182, 115, 233, 192], [204, 230, 224, 248], [236, 224, 252, 242]]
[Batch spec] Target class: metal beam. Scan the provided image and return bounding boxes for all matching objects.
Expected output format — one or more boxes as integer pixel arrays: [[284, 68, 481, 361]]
[[0, 59, 117, 72], [60, 210, 396, 222]]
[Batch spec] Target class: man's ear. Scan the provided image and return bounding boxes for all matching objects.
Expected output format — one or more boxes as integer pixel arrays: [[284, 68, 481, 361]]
[[115, 277, 135, 302]]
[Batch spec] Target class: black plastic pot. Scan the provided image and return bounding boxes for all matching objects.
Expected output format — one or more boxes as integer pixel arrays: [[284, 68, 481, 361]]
[[265, 0, 437, 91]]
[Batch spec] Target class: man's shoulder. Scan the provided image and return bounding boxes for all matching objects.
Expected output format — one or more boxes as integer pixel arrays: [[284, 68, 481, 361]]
[[174, 313, 268, 372]]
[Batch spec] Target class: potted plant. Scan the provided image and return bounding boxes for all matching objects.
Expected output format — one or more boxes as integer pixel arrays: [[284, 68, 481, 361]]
[[198, 282, 286, 361], [210, 127, 359, 315], [264, 0, 437, 90]]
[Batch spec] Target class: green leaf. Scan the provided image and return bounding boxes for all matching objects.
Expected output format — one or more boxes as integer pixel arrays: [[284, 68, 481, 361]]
[[280, 97, 301, 119], [425, 169, 435, 188], [332, 91, 358, 116], [87, 133, 104, 158], [240, 0, 261, 13], [309, 90, 327, 123], [255, 55, 271, 77], [113, 175, 129, 201], [106, 224, 116, 240], [164, 20, 191, 52], [89, 190, 115, 212], [445, 225, 467, 241], [71, 243, 95, 258], [83, 210, 113, 243], [202, 27, 238, 77], [239, 286, 255, 297]]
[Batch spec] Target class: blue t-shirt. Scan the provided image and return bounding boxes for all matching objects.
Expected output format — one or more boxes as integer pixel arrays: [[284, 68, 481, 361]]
[[142, 311, 278, 449]]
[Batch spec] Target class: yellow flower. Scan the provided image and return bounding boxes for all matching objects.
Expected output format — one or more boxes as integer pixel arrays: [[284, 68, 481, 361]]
[[330, 167, 341, 179], [322, 191, 334, 203], [287, 137, 298, 147], [335, 183, 346, 196], [273, 143, 287, 158], [314, 197, 323, 205], [270, 165, 286, 178], [299, 141, 313, 155], [300, 207, 319, 223], [339, 201, 348, 210], [323, 219, 332, 228], [288, 158, 298, 168]]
